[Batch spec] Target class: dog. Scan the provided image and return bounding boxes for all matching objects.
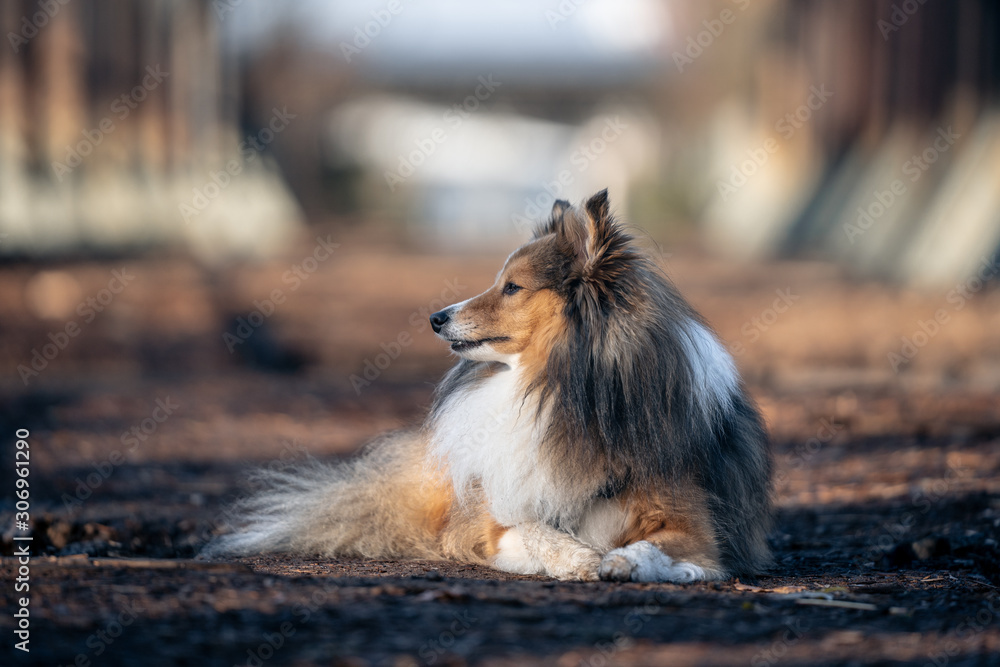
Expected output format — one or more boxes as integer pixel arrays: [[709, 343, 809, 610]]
[[204, 189, 772, 582]]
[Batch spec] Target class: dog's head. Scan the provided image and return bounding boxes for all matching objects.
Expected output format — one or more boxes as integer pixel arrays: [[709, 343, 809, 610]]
[[430, 189, 638, 366]]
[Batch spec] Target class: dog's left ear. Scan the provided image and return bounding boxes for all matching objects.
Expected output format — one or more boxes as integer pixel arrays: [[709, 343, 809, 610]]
[[532, 199, 572, 239], [535, 199, 589, 261]]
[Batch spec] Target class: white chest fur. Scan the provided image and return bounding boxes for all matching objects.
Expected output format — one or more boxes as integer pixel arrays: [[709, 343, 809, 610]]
[[430, 365, 587, 526]]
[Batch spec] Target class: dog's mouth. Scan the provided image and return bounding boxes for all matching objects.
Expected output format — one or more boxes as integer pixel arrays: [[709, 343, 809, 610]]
[[448, 336, 509, 352]]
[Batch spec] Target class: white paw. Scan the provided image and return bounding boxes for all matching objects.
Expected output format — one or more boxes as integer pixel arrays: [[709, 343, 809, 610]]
[[493, 529, 545, 575], [547, 546, 602, 581], [598, 553, 635, 581], [598, 541, 707, 583]]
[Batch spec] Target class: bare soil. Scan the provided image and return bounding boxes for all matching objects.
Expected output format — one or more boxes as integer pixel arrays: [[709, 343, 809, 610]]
[[2, 231, 999, 666]]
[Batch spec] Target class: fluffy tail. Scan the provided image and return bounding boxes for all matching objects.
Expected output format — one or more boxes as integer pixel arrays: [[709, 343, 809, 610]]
[[202, 431, 449, 559]]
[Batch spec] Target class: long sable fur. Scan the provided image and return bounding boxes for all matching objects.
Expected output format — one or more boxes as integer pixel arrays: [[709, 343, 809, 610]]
[[207, 189, 772, 577], [433, 190, 772, 575]]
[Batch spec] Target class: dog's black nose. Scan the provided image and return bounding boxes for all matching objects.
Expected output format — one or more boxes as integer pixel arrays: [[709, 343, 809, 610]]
[[429, 310, 449, 334]]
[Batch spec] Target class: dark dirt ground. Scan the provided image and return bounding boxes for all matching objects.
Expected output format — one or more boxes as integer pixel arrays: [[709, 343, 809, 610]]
[[2, 229, 1000, 666]]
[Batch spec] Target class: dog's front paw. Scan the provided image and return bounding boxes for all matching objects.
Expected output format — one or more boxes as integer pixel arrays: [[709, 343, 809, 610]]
[[548, 547, 602, 581], [599, 541, 709, 583], [598, 552, 635, 581]]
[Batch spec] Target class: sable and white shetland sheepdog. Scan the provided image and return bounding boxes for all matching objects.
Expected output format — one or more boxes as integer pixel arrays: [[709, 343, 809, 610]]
[[204, 190, 772, 582]]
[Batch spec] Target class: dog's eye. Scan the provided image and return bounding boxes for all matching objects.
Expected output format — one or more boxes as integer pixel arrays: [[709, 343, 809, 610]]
[[502, 282, 522, 296]]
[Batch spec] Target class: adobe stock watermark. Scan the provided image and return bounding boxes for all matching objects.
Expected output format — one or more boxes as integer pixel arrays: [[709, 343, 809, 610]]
[[339, 0, 410, 63], [7, 0, 72, 54], [878, 0, 930, 41], [728, 287, 800, 356], [58, 601, 144, 667], [773, 417, 843, 488], [544, 0, 585, 30], [179, 106, 296, 224], [887, 254, 997, 373], [418, 611, 478, 665], [17, 268, 135, 386], [672, 0, 751, 73], [852, 458, 970, 570], [384, 75, 501, 191], [223, 235, 339, 352], [12, 429, 31, 653], [510, 116, 629, 234], [237, 622, 297, 667], [717, 84, 832, 202], [349, 277, 467, 394], [237, 515, 438, 667], [211, 0, 244, 20], [579, 590, 698, 667], [206, 439, 309, 546], [923, 595, 1000, 667], [844, 126, 959, 244], [51, 65, 169, 181], [751, 618, 809, 667], [60, 397, 179, 517], [235, 563, 472, 667], [237, 581, 332, 667]]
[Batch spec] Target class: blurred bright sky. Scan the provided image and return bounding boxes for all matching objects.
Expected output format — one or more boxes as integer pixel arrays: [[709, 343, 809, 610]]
[[224, 0, 671, 82]]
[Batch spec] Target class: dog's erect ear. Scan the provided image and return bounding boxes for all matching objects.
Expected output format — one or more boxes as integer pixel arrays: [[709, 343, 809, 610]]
[[574, 188, 636, 294], [582, 189, 613, 260], [532, 199, 573, 239], [552, 199, 571, 221], [532, 191, 625, 277], [554, 207, 588, 260], [584, 189, 610, 227], [534, 199, 587, 258]]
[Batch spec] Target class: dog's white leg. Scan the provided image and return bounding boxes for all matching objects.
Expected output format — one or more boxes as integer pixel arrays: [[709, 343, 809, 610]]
[[492, 527, 546, 575], [493, 523, 601, 581], [599, 541, 720, 583]]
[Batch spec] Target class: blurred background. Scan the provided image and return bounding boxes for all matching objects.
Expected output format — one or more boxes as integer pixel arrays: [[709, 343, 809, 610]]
[[1, 0, 999, 560], [2, 0, 1000, 275], [3, 4, 1000, 663]]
